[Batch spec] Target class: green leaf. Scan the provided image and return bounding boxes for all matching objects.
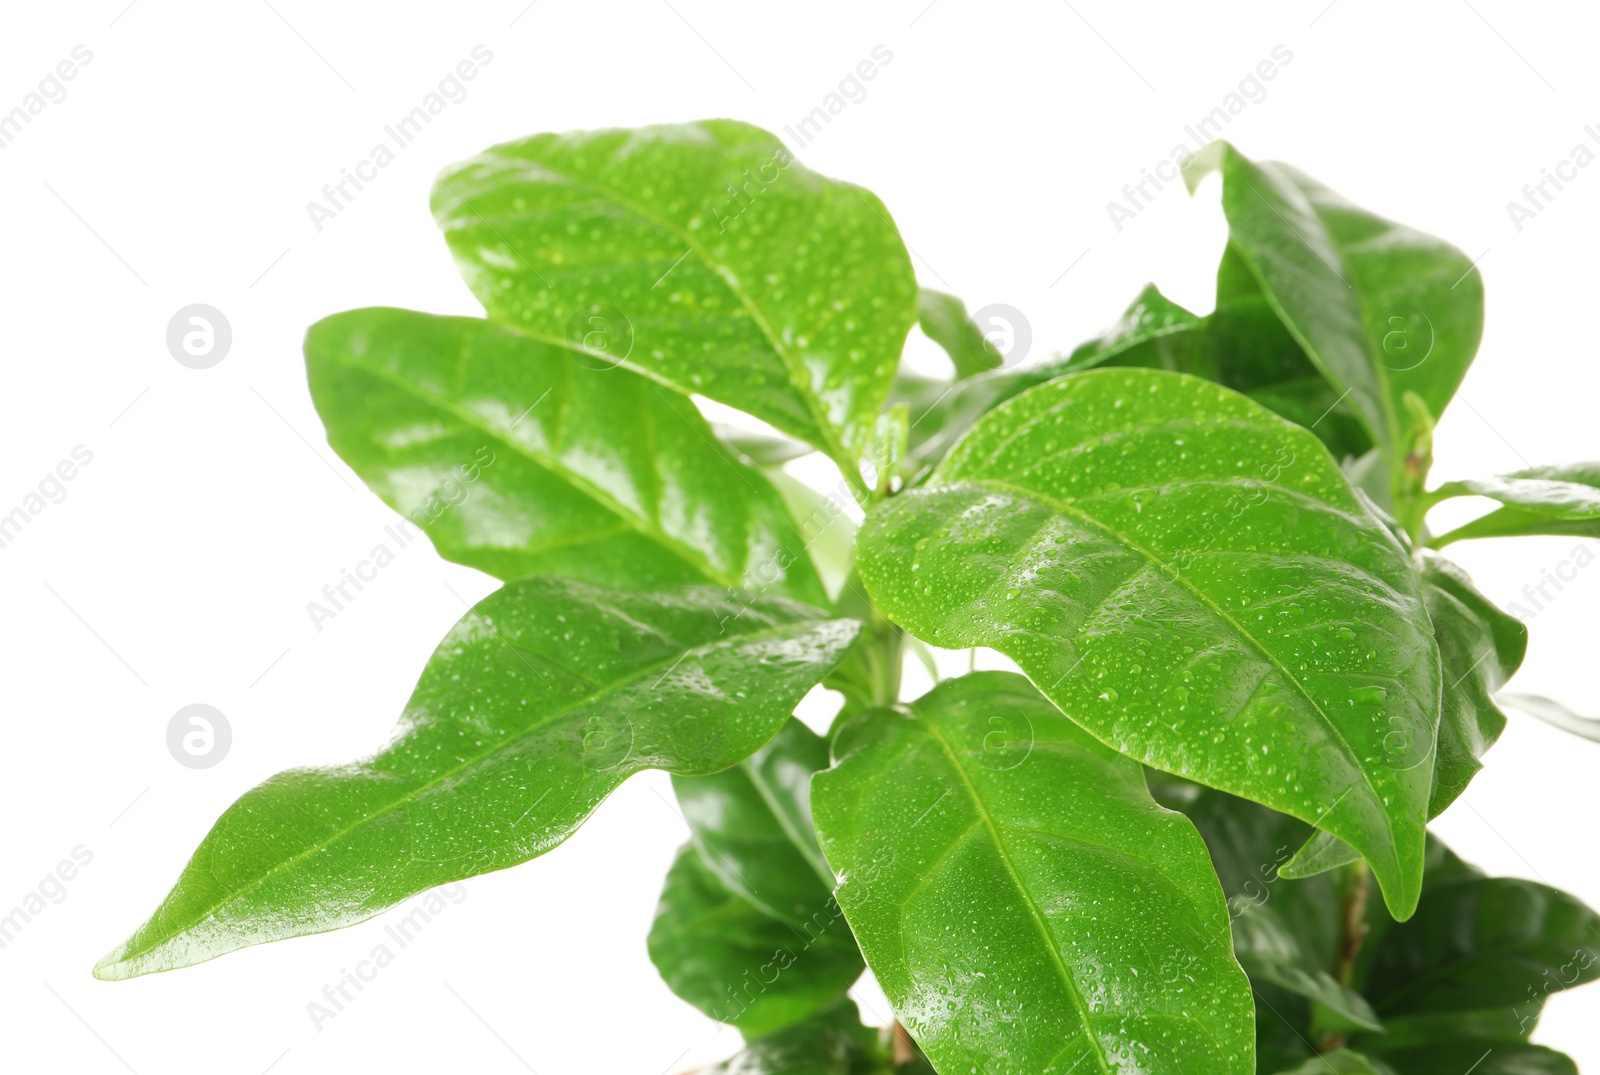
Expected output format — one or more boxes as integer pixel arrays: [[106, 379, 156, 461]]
[[1233, 904, 1383, 1033], [1185, 142, 1484, 492], [673, 718, 835, 925], [892, 285, 1208, 485], [94, 578, 859, 980], [1431, 464, 1600, 546], [647, 844, 863, 1037], [1363, 1042, 1576, 1075], [1271, 1048, 1391, 1075], [857, 367, 1441, 919], [812, 672, 1255, 1075], [1062, 282, 1206, 374], [917, 289, 1002, 378], [1362, 1003, 1542, 1050], [1419, 554, 1525, 813], [305, 308, 825, 604], [431, 120, 919, 472], [894, 281, 1371, 496], [1172, 787, 1375, 1032], [1281, 555, 1526, 879], [700, 998, 888, 1074], [1359, 873, 1600, 1018]]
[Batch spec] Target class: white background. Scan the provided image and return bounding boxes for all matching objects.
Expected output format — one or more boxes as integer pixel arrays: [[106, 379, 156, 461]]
[[2, 1, 1597, 1071]]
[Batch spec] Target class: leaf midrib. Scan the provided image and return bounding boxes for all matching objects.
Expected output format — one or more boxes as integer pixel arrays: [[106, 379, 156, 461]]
[[118, 614, 829, 967], [917, 715, 1114, 1075], [456, 151, 858, 467], [966, 476, 1397, 864]]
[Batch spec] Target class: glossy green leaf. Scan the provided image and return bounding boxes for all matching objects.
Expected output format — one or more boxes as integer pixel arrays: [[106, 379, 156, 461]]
[[1282, 555, 1526, 879], [673, 718, 835, 925], [306, 308, 825, 603], [1359, 873, 1600, 1018], [1185, 142, 1484, 490], [813, 672, 1255, 1075], [891, 285, 1212, 487], [95, 578, 858, 979], [893, 281, 1370, 493], [1061, 282, 1206, 374], [431, 120, 918, 470], [857, 367, 1441, 918], [647, 843, 863, 1037], [917, 289, 1002, 378], [1431, 464, 1600, 546], [700, 998, 888, 1074]]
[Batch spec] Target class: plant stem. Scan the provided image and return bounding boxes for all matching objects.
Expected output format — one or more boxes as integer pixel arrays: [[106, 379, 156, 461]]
[[1317, 861, 1372, 1052], [1333, 861, 1370, 988]]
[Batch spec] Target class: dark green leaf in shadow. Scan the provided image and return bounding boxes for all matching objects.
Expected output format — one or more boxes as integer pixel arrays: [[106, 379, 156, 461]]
[[647, 843, 863, 1037]]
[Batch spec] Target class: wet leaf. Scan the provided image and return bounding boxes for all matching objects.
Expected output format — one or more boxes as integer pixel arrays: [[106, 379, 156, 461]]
[[432, 120, 918, 470], [95, 579, 858, 979], [1185, 142, 1484, 492], [813, 672, 1254, 1075], [306, 307, 825, 603], [857, 367, 1440, 918], [647, 843, 862, 1037]]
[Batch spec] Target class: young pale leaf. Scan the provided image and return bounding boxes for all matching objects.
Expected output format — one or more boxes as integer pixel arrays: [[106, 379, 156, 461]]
[[1431, 464, 1600, 546], [813, 672, 1255, 1075], [431, 120, 918, 469], [1281, 554, 1525, 879], [1185, 142, 1484, 489], [647, 844, 862, 1037], [1359, 874, 1600, 1018], [917, 289, 1002, 378], [857, 367, 1441, 918], [95, 578, 858, 980], [305, 308, 824, 603], [672, 718, 835, 925]]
